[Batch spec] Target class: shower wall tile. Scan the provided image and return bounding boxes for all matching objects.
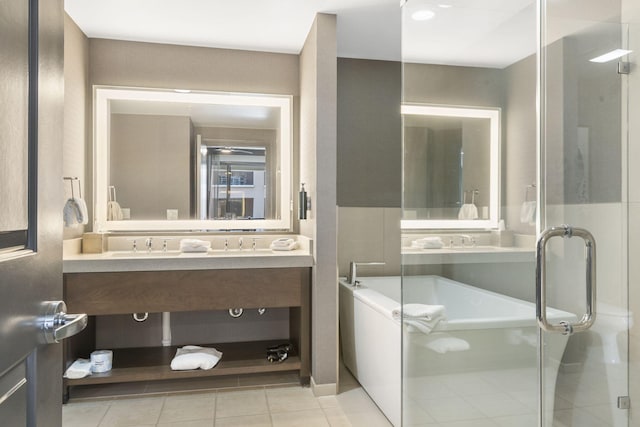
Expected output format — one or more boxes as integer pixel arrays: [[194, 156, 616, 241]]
[[337, 207, 401, 277]]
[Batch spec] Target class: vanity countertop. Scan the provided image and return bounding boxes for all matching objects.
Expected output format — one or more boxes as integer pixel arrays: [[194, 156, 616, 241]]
[[64, 249, 314, 273]]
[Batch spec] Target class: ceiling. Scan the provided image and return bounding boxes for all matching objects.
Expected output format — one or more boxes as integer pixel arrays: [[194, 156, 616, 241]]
[[64, 0, 541, 68]]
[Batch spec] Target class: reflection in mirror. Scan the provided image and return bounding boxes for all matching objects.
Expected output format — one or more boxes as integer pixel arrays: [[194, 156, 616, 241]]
[[401, 105, 500, 229], [95, 87, 292, 231]]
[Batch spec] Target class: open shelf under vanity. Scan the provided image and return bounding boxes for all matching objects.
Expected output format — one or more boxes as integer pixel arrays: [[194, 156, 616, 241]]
[[65, 340, 301, 386], [63, 267, 311, 400]]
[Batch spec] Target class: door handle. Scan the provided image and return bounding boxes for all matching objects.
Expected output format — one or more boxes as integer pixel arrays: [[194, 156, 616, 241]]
[[535, 225, 596, 335], [40, 301, 88, 344]]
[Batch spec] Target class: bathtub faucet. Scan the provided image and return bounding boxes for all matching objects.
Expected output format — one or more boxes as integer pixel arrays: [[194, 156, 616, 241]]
[[349, 262, 386, 286]]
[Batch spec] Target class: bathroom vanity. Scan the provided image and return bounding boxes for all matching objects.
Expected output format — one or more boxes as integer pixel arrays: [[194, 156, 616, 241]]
[[62, 245, 313, 400]]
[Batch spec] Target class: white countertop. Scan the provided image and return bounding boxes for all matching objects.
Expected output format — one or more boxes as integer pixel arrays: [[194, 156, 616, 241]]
[[402, 246, 535, 265], [63, 249, 314, 273]]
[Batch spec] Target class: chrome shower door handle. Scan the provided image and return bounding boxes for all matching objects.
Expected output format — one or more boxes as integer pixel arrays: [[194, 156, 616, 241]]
[[535, 225, 596, 335]]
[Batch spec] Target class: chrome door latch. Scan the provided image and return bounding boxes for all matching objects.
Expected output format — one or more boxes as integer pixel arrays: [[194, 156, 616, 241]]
[[40, 301, 88, 344]]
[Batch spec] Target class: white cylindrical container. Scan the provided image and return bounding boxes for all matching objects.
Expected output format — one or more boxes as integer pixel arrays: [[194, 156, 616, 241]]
[[90, 350, 113, 373]]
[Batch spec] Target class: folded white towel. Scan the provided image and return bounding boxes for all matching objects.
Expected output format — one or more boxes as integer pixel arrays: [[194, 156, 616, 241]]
[[520, 201, 536, 225], [64, 358, 93, 379], [270, 238, 298, 251], [392, 303, 446, 334], [458, 203, 479, 220], [170, 345, 222, 371], [179, 239, 211, 253], [411, 237, 444, 249]]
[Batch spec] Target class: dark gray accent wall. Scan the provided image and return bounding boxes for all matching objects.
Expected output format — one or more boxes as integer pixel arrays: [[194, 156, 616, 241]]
[[337, 58, 402, 207]]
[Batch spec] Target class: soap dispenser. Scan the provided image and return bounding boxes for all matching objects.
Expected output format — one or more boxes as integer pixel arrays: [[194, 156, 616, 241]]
[[299, 183, 308, 220]]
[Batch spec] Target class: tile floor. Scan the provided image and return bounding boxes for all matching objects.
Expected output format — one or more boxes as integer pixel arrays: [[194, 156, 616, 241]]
[[62, 365, 393, 427]]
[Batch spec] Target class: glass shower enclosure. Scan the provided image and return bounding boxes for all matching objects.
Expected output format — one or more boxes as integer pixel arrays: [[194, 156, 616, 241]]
[[400, 0, 635, 425]]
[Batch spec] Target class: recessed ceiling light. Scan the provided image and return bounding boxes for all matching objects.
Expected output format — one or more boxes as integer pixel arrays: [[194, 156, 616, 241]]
[[589, 49, 632, 63], [438, 4, 453, 8], [412, 9, 435, 21], [174, 89, 191, 93]]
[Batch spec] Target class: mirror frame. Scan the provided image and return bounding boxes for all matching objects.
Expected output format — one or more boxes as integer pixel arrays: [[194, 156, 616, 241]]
[[401, 104, 501, 230], [94, 86, 293, 231]]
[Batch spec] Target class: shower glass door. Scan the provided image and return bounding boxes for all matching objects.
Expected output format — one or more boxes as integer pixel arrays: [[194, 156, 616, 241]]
[[401, 0, 633, 426]]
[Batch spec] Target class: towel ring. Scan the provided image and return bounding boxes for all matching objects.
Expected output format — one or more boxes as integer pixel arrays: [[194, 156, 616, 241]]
[[63, 177, 82, 199], [463, 189, 479, 204], [133, 312, 149, 322]]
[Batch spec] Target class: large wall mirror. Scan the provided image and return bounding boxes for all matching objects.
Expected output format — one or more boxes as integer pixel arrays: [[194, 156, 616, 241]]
[[401, 104, 500, 229], [94, 86, 292, 231]]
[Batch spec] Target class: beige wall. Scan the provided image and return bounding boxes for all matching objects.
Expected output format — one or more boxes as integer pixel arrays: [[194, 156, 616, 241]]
[[110, 114, 192, 220], [299, 13, 338, 389], [63, 14, 90, 239]]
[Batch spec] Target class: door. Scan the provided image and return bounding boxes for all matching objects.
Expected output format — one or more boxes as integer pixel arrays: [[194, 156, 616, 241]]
[[0, 0, 76, 425], [538, 0, 633, 425], [400, 0, 632, 426]]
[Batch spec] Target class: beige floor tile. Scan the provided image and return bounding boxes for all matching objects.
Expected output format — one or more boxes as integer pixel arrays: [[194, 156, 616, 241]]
[[329, 408, 393, 427], [415, 396, 485, 423], [216, 388, 269, 418], [271, 409, 330, 427], [158, 393, 216, 424], [333, 388, 383, 415], [323, 406, 352, 427], [214, 414, 272, 427], [266, 386, 321, 413], [318, 395, 340, 409], [157, 419, 214, 427], [98, 396, 165, 427], [63, 401, 110, 427]]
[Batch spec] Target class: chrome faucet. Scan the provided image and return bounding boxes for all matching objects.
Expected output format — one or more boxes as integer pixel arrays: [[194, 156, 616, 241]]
[[145, 237, 153, 252], [348, 262, 385, 286], [224, 239, 229, 251]]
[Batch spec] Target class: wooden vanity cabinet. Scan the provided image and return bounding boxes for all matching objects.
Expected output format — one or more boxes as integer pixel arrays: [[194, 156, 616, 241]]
[[63, 267, 311, 397]]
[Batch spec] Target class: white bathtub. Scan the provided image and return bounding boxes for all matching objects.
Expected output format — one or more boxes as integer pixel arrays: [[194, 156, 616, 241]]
[[339, 275, 577, 426]]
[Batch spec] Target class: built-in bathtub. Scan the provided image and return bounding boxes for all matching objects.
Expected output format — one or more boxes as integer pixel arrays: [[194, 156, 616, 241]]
[[339, 275, 577, 426]]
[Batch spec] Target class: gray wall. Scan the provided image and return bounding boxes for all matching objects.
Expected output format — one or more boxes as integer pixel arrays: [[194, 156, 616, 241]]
[[299, 13, 338, 388], [110, 114, 192, 220], [337, 58, 401, 207], [63, 15, 90, 239]]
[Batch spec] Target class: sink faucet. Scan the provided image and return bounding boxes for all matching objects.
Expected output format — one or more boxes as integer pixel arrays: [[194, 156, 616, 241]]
[[145, 237, 153, 252], [348, 262, 385, 286]]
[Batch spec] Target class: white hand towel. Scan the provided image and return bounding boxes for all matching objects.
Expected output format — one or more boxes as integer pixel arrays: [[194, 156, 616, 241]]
[[64, 358, 93, 379], [63, 198, 82, 227], [411, 237, 444, 249], [76, 198, 89, 225], [520, 201, 536, 225], [170, 345, 222, 371], [179, 239, 211, 253], [107, 200, 123, 221], [392, 304, 446, 334], [458, 203, 479, 220]]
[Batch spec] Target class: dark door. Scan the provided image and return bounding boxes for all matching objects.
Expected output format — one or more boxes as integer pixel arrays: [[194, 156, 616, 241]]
[[0, 0, 69, 425]]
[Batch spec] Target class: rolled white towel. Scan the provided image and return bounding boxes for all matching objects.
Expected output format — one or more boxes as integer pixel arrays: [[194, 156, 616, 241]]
[[64, 358, 93, 379], [392, 303, 446, 334], [270, 238, 297, 251], [411, 237, 444, 249], [170, 345, 222, 371], [179, 239, 211, 253]]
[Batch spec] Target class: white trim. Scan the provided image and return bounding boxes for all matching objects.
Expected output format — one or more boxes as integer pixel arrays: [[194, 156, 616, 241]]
[[93, 86, 293, 232], [401, 104, 501, 230]]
